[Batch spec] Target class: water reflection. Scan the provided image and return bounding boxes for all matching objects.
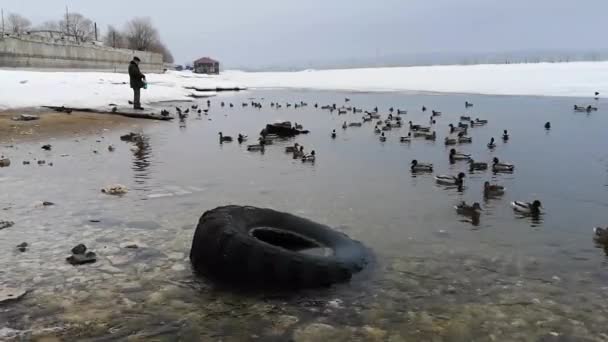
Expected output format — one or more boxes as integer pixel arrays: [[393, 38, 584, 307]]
[[131, 134, 153, 188]]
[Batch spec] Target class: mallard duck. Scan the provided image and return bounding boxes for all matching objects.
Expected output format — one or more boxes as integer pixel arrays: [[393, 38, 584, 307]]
[[108, 145, 115, 152], [484, 181, 505, 197], [468, 159, 488, 171], [492, 157, 514, 172], [247, 144, 265, 152], [487, 137, 497, 149], [445, 137, 457, 145], [101, 184, 128, 195], [449, 124, 466, 134], [219, 132, 233, 143], [342, 121, 347, 129], [474, 118, 488, 124], [511, 200, 542, 215], [382, 125, 392, 131], [411, 159, 433, 172], [455, 201, 481, 217], [400, 132, 412, 142], [394, 120, 403, 128], [349, 122, 363, 127], [293, 146, 305, 158], [259, 137, 273, 145], [422, 106, 427, 112], [545, 122, 551, 130], [302, 150, 316, 162], [435, 172, 466, 186], [379, 132, 387, 142], [470, 121, 483, 127], [424, 131, 436, 141], [460, 115, 471, 121], [331, 130, 337, 139], [465, 101, 473, 108], [237, 134, 248, 143], [413, 131, 427, 138], [449, 148, 471, 161], [285, 143, 300, 153], [374, 126, 381, 134], [458, 122, 469, 129], [397, 109, 407, 115], [593, 227, 608, 245], [295, 123, 304, 130], [362, 116, 372, 122], [458, 136, 472, 144], [502, 130, 509, 141], [432, 110, 442, 116], [370, 114, 381, 119]]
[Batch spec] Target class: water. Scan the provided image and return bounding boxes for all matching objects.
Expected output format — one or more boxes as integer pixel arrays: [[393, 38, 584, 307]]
[[1, 90, 608, 340]]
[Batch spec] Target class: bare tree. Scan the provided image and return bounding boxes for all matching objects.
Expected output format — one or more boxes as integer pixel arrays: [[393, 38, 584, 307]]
[[103, 25, 126, 48], [6, 13, 31, 34], [125, 17, 159, 51], [149, 41, 174, 63], [60, 13, 94, 42]]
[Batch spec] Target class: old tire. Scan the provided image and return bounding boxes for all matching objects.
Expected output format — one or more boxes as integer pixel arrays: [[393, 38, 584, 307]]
[[190, 206, 368, 288]]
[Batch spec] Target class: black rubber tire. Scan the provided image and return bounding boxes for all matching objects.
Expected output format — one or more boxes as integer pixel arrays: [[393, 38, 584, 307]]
[[190, 206, 368, 288]]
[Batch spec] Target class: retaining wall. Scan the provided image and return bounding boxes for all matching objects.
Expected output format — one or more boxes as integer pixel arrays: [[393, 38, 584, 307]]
[[0, 35, 163, 73]]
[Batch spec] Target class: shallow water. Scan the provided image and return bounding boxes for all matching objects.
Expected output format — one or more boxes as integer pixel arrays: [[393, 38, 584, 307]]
[[1, 90, 608, 341]]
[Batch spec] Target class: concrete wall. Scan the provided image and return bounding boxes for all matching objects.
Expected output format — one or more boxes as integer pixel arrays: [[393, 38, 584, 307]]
[[0, 35, 164, 73]]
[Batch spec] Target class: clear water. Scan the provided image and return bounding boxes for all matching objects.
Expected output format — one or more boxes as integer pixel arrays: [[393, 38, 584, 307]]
[[1, 90, 608, 341]]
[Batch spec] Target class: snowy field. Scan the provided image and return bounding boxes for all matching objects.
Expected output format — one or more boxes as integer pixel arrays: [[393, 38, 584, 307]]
[[1, 61, 607, 110]]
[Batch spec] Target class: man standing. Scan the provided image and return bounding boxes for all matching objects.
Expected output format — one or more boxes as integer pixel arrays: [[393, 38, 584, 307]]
[[128, 57, 146, 110]]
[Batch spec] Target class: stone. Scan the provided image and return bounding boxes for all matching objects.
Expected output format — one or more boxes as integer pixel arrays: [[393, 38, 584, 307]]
[[101, 184, 128, 195], [0, 287, 27, 304], [0, 220, 14, 230], [327, 299, 343, 309], [71, 244, 87, 255], [293, 323, 339, 342], [67, 251, 97, 265], [12, 114, 39, 121]]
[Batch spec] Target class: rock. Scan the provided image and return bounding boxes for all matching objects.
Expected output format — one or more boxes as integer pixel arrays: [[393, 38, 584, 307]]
[[17, 242, 28, 252], [71, 244, 87, 255], [66, 251, 97, 265], [0, 158, 10, 167], [23, 160, 30, 165], [41, 144, 52, 151], [0, 287, 27, 304], [293, 323, 339, 342], [0, 220, 14, 230], [101, 184, 128, 195]]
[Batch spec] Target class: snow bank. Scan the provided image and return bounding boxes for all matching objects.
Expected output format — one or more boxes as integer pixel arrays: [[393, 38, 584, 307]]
[[223, 61, 608, 98], [0, 61, 606, 110]]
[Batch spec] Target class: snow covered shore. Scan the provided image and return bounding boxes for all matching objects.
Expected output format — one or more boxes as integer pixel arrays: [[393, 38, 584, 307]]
[[1, 61, 606, 110]]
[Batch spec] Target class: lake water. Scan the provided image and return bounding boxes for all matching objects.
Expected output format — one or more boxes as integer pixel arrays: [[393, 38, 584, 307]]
[[1, 90, 608, 341]]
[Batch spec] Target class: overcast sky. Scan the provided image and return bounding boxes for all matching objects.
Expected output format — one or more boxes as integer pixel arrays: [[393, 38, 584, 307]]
[[3, 0, 608, 68]]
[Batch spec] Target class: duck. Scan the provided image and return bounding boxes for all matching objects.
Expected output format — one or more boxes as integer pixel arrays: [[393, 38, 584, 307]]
[[400, 132, 412, 142], [221, 102, 225, 107], [394, 120, 402, 128], [295, 123, 304, 130], [413, 131, 428, 138], [465, 101, 474, 108], [511, 200, 542, 215], [379, 132, 387, 142], [397, 109, 407, 115], [449, 124, 466, 134], [411, 159, 433, 172], [362, 116, 372, 122], [502, 130, 509, 141], [247, 143, 265, 152], [593, 227, 608, 245], [435, 172, 466, 186], [422, 106, 427, 112], [345, 98, 350, 102], [229, 103, 234, 108], [285, 143, 300, 153], [258, 137, 274, 145], [101, 184, 128, 195], [382, 125, 392, 131], [369, 113, 381, 119], [449, 148, 471, 161], [487, 137, 497, 149], [431, 110, 442, 116], [460, 115, 471, 121], [302, 150, 316, 162], [545, 122, 551, 130], [455, 201, 482, 217], [331, 130, 337, 139], [374, 126, 381, 134], [492, 157, 514, 172], [468, 159, 488, 171], [474, 118, 488, 124], [293, 146, 305, 159], [483, 181, 505, 197], [424, 131, 437, 141], [219, 132, 233, 143], [445, 137, 457, 145], [237, 134, 248, 144], [108, 145, 115, 152], [342, 121, 348, 129], [458, 136, 472, 144], [389, 107, 394, 113], [349, 122, 363, 127]]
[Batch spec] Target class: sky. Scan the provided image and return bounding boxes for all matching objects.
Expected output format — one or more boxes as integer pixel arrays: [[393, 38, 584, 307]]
[[2, 0, 608, 69]]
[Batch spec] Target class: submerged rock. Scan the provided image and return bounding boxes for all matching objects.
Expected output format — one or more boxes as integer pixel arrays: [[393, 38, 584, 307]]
[[101, 184, 128, 195], [67, 244, 97, 265], [0, 220, 15, 230], [71, 244, 87, 255], [0, 287, 27, 304]]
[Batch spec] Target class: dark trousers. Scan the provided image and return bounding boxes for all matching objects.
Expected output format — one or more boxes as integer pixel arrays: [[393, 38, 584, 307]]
[[133, 88, 141, 108]]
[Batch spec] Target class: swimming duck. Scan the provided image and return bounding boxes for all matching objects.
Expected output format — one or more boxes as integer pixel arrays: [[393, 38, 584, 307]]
[[593, 227, 608, 245], [229, 103, 234, 108], [389, 107, 394, 113], [474, 118, 488, 124], [302, 150, 316, 162], [374, 126, 381, 134], [400, 132, 412, 142], [108, 145, 115, 152], [362, 116, 372, 122], [379, 132, 387, 142], [331, 130, 337, 139], [295, 123, 303, 130], [487, 137, 497, 149], [247, 143, 265, 152], [411, 159, 433, 172], [465, 101, 474, 108], [544, 122, 551, 130], [397, 109, 407, 115], [413, 131, 427, 137], [219, 132, 233, 143], [345, 98, 350, 102], [492, 157, 514, 172], [432, 110, 442, 116], [382, 125, 392, 131], [424, 131, 437, 141], [394, 120, 402, 128], [259, 137, 274, 145], [449, 148, 471, 161], [349, 122, 363, 127], [468, 159, 488, 171], [455, 201, 481, 217], [483, 181, 505, 197], [285, 143, 300, 153], [502, 130, 509, 141], [293, 146, 305, 159], [458, 136, 472, 144], [435, 172, 466, 186], [445, 137, 457, 145], [511, 200, 542, 215], [342, 121, 347, 129], [422, 106, 427, 112], [449, 124, 466, 134], [237, 134, 248, 143], [460, 116, 471, 121]]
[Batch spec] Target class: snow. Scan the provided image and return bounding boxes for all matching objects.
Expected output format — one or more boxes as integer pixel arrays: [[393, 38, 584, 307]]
[[1, 61, 607, 110]]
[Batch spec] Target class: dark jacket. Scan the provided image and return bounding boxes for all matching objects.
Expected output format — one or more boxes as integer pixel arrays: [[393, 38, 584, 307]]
[[128, 61, 145, 89]]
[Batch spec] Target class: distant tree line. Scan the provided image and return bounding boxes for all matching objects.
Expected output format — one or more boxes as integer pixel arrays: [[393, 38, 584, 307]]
[[2, 12, 173, 63]]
